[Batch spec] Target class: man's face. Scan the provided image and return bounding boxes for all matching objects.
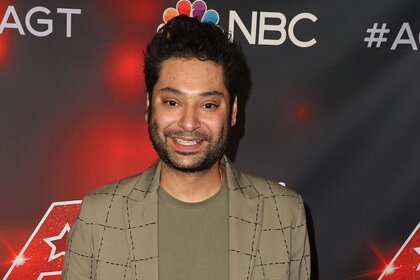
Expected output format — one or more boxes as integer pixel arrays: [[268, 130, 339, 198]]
[[147, 57, 237, 172]]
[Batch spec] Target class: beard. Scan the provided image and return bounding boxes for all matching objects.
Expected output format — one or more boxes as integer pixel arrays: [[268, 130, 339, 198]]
[[148, 116, 229, 173]]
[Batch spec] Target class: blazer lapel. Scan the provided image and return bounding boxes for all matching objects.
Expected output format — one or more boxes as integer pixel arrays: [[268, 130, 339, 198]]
[[224, 157, 264, 280], [124, 160, 161, 280], [122, 157, 264, 280]]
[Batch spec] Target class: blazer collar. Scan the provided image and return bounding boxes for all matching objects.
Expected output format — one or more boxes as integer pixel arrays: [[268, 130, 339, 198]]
[[127, 159, 161, 202], [222, 155, 259, 199], [127, 155, 260, 201]]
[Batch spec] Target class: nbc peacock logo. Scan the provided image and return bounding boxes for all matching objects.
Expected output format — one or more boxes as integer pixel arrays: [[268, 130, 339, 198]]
[[157, 0, 220, 30]]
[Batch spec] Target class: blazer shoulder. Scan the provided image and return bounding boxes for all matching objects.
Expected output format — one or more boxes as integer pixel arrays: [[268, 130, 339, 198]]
[[245, 174, 304, 213], [86, 172, 143, 198], [77, 172, 143, 221], [245, 174, 305, 227], [245, 174, 301, 198]]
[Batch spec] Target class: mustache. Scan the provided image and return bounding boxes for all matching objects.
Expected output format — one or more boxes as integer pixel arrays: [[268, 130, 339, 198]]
[[163, 129, 211, 140]]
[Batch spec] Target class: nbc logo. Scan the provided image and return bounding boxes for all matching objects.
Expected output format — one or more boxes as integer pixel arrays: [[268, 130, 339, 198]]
[[157, 0, 318, 47], [158, 0, 219, 31]]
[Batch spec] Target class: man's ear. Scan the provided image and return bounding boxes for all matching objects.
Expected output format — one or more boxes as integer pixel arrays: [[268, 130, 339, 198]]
[[230, 96, 238, 127], [145, 93, 150, 122]]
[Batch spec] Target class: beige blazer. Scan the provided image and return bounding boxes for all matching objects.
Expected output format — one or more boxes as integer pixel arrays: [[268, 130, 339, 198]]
[[62, 156, 310, 279]]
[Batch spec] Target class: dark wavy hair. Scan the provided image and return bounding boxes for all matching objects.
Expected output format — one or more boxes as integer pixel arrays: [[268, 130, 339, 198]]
[[144, 15, 243, 106]]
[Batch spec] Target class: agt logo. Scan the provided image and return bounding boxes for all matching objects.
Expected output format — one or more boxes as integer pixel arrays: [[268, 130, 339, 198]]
[[4, 201, 81, 280], [0, 6, 81, 37], [378, 223, 420, 280], [159, 0, 317, 47]]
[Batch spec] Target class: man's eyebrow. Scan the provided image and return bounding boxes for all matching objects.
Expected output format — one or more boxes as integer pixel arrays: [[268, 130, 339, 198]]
[[199, 90, 224, 97], [159, 87, 183, 94], [159, 87, 224, 97]]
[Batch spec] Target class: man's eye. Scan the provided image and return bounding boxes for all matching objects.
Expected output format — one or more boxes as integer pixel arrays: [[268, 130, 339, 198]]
[[165, 100, 177, 106], [203, 103, 217, 109]]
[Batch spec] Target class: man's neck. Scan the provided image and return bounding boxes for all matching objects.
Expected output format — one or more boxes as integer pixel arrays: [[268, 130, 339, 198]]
[[159, 161, 225, 203]]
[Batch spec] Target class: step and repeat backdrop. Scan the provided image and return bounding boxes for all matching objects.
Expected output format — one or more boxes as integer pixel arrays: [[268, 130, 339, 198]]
[[1, 0, 419, 279]]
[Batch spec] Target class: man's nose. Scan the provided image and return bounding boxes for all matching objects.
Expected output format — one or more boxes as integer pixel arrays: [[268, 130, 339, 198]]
[[178, 106, 201, 132]]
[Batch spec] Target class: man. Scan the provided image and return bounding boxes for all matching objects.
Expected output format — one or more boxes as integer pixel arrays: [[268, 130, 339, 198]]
[[62, 15, 310, 280]]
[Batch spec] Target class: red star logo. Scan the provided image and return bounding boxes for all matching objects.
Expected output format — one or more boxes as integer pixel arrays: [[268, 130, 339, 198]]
[[4, 200, 81, 280], [43, 223, 70, 262], [378, 222, 420, 279]]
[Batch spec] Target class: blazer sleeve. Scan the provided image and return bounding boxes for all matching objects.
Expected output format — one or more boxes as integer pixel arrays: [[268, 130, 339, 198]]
[[290, 195, 311, 280], [62, 201, 95, 279]]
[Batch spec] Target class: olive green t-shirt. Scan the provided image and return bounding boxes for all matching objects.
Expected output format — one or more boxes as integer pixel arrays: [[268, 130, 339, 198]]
[[158, 182, 229, 280]]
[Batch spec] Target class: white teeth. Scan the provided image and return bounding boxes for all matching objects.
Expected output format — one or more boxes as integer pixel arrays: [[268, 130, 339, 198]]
[[175, 138, 201, 146]]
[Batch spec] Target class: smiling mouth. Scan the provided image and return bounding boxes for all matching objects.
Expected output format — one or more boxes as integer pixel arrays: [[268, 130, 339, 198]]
[[174, 138, 201, 146]]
